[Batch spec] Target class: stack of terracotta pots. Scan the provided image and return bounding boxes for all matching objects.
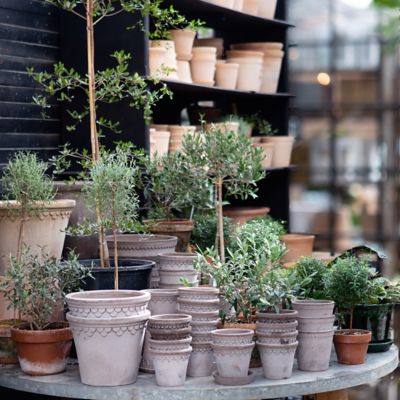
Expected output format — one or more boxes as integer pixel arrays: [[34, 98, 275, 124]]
[[149, 40, 179, 80], [255, 309, 299, 379], [158, 252, 199, 289], [226, 50, 263, 92], [149, 128, 170, 159], [194, 38, 224, 59], [261, 135, 294, 168], [292, 300, 336, 372], [147, 314, 193, 387], [191, 47, 217, 86], [177, 287, 220, 377], [211, 329, 255, 385], [169, 125, 196, 153], [170, 29, 196, 83]]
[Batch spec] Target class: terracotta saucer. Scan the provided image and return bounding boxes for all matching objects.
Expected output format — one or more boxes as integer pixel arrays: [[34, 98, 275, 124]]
[[213, 370, 254, 386]]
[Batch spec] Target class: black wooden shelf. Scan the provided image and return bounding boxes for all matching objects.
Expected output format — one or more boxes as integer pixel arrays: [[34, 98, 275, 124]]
[[164, 0, 293, 31]]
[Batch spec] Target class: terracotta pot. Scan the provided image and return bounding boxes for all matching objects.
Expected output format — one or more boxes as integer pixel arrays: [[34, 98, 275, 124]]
[[150, 347, 192, 387], [205, 0, 235, 8], [227, 57, 263, 92], [257, 0, 277, 19], [233, 0, 244, 11], [281, 234, 315, 263], [215, 63, 239, 89], [257, 341, 298, 379], [177, 298, 220, 313], [191, 47, 217, 86], [212, 342, 254, 377], [142, 289, 178, 315], [194, 38, 224, 59], [176, 60, 192, 83], [222, 206, 270, 225], [292, 300, 335, 318], [191, 331, 213, 344], [191, 319, 220, 334], [148, 314, 192, 337], [11, 322, 72, 376], [185, 310, 219, 321], [105, 234, 177, 288], [158, 252, 197, 271], [170, 29, 196, 61], [168, 125, 196, 153], [255, 320, 298, 334], [145, 219, 194, 253], [261, 51, 284, 93], [0, 319, 22, 364], [242, 0, 259, 15], [297, 329, 335, 371], [187, 341, 215, 377], [231, 42, 284, 51], [159, 270, 199, 288], [150, 40, 178, 80], [254, 142, 274, 169], [149, 47, 167, 77], [149, 129, 170, 159], [297, 316, 336, 332], [256, 310, 298, 324], [211, 328, 254, 345], [257, 330, 298, 345], [206, 121, 241, 134], [150, 124, 169, 131], [334, 329, 372, 365], [178, 286, 219, 300], [261, 136, 294, 167], [148, 337, 192, 352], [226, 49, 264, 62]]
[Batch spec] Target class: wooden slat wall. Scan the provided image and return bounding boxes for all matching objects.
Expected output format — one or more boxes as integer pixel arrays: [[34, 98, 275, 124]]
[[0, 0, 60, 165]]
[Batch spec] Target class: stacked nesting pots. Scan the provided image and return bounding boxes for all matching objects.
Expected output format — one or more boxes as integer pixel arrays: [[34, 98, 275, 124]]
[[158, 252, 199, 289], [169, 125, 196, 153], [292, 299, 336, 372], [150, 40, 179, 80], [147, 314, 192, 387], [211, 329, 255, 386], [66, 290, 150, 386], [256, 309, 299, 379], [140, 288, 178, 372], [191, 47, 217, 86], [170, 29, 196, 83], [177, 287, 220, 377]]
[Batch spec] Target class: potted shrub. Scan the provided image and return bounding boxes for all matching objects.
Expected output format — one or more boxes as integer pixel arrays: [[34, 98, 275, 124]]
[[142, 151, 210, 252], [0, 249, 90, 376], [324, 256, 373, 365], [183, 123, 264, 262]]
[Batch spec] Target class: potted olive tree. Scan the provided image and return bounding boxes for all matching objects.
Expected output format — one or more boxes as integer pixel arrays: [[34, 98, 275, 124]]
[[0, 249, 90, 376], [324, 256, 373, 364]]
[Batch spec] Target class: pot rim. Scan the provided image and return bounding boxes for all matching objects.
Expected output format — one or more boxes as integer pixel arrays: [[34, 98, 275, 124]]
[[281, 233, 316, 241], [143, 288, 178, 296], [178, 287, 219, 295], [148, 337, 192, 346], [11, 322, 72, 343], [211, 328, 254, 336], [0, 199, 76, 210], [211, 342, 255, 350], [256, 340, 298, 349], [158, 252, 198, 259], [148, 347, 192, 356], [66, 289, 151, 303], [293, 299, 334, 306], [256, 309, 298, 318], [149, 314, 192, 323], [76, 259, 155, 272], [66, 311, 150, 325], [105, 234, 178, 244]]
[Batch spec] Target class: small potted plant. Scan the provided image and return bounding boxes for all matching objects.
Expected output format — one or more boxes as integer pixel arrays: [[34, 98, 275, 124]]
[[324, 256, 372, 365], [0, 249, 90, 376], [169, 20, 204, 61]]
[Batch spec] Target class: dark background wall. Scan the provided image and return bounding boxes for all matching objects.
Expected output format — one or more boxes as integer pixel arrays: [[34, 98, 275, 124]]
[[0, 0, 60, 166]]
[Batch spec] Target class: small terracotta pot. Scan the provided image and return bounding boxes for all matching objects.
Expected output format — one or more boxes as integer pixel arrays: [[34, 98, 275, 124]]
[[11, 323, 72, 376], [187, 342, 215, 377], [242, 0, 259, 15], [177, 298, 220, 313], [149, 47, 166, 77], [205, 0, 235, 8], [177, 60, 192, 83], [261, 136, 294, 167], [194, 38, 224, 59], [297, 329, 335, 371], [226, 50, 264, 62], [231, 42, 284, 51], [255, 320, 298, 334], [297, 316, 335, 332], [149, 129, 170, 159], [281, 234, 315, 263], [254, 142, 274, 169], [257, 341, 298, 379], [191, 48, 217, 85], [170, 29, 196, 61], [261, 52, 284, 93], [211, 328, 254, 345], [233, 0, 244, 11], [150, 40, 178, 80], [215, 63, 239, 89], [150, 347, 192, 386], [256, 309, 298, 324], [143, 289, 178, 315], [148, 314, 192, 338], [257, 0, 277, 19], [178, 286, 220, 300], [334, 329, 372, 365], [223, 206, 270, 225], [227, 57, 263, 92], [292, 300, 335, 319], [150, 124, 169, 131]]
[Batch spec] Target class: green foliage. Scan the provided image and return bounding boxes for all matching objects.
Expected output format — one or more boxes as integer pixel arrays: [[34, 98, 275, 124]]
[[29, 51, 172, 132], [1, 152, 54, 216], [143, 151, 211, 220], [373, 0, 400, 7], [190, 212, 235, 251], [0, 249, 91, 330], [244, 113, 276, 136], [290, 256, 329, 300]]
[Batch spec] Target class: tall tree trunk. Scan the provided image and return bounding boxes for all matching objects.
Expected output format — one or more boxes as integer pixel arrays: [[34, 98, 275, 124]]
[[217, 177, 225, 263]]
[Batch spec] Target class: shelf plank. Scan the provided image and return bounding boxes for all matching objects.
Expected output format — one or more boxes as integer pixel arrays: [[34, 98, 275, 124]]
[[164, 0, 293, 31]]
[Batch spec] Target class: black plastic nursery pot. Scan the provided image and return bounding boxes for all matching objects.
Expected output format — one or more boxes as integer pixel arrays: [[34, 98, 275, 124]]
[[80, 259, 154, 291], [344, 303, 393, 353]]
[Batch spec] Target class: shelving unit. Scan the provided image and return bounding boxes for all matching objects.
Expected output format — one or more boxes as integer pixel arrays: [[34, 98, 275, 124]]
[[58, 0, 293, 222]]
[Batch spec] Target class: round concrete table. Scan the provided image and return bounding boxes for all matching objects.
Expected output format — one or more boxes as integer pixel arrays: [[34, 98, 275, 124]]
[[0, 346, 398, 400]]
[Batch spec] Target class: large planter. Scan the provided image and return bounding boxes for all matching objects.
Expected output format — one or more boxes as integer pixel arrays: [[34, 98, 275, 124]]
[[66, 290, 150, 386], [80, 259, 154, 291], [223, 206, 270, 225], [145, 220, 193, 253], [11, 322, 72, 376], [292, 300, 335, 318], [106, 234, 177, 288], [170, 29, 196, 61], [261, 136, 294, 168], [333, 329, 372, 365], [297, 316, 335, 332], [281, 234, 315, 263]]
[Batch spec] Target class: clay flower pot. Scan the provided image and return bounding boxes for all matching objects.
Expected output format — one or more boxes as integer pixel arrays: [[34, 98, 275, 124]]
[[254, 142, 274, 169], [150, 347, 192, 387], [168, 125, 196, 154], [257, 330, 298, 345], [297, 316, 336, 332], [211, 328, 254, 345], [149, 47, 166, 77], [255, 320, 298, 335], [177, 298, 220, 313], [292, 299, 335, 318], [191, 319, 220, 334], [177, 60, 192, 83], [257, 0, 277, 19], [194, 38, 224, 59], [191, 331, 213, 344], [231, 42, 284, 52], [11, 322, 72, 376], [187, 342, 215, 377], [205, 0, 235, 8], [158, 252, 198, 271], [256, 309, 298, 324], [261, 51, 284, 93], [334, 329, 372, 365], [233, 0, 244, 11], [178, 286, 220, 300], [147, 314, 192, 340], [185, 310, 220, 321], [297, 329, 335, 371], [159, 270, 199, 288], [242, 0, 259, 15], [170, 29, 196, 61], [191, 47, 217, 86], [212, 342, 255, 378], [150, 40, 178, 80], [257, 341, 298, 379], [148, 337, 192, 352], [149, 129, 170, 159], [142, 289, 178, 315], [215, 62, 239, 89], [281, 234, 315, 263], [261, 136, 294, 168], [223, 206, 270, 225]]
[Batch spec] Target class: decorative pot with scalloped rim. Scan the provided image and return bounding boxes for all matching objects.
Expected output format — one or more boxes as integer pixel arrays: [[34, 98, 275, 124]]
[[143, 289, 178, 315], [187, 341, 215, 377]]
